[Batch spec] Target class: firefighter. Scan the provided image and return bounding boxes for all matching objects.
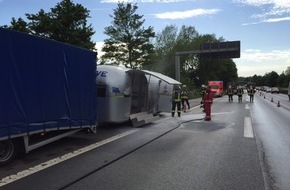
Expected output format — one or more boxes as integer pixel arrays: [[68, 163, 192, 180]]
[[200, 85, 206, 112], [237, 86, 243, 102], [181, 85, 190, 112], [227, 85, 234, 102], [248, 86, 255, 102], [172, 85, 182, 117], [203, 85, 214, 121]]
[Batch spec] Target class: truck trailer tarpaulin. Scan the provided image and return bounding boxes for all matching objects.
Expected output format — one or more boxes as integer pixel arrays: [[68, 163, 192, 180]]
[[0, 28, 97, 165]]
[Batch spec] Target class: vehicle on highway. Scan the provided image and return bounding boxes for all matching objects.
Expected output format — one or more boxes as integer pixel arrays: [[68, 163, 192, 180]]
[[208, 81, 224, 97], [266, 87, 272, 93], [96, 65, 181, 127], [0, 28, 97, 166], [271, 87, 279, 94]]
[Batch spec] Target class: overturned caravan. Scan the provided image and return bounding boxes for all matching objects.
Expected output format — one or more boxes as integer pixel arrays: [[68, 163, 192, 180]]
[[96, 65, 181, 125]]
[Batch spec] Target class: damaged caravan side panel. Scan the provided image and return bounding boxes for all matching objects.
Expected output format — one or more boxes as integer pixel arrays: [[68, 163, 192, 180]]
[[96, 65, 181, 125], [96, 65, 132, 124]]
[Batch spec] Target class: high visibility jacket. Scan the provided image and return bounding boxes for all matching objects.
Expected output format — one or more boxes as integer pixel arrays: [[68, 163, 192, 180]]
[[227, 89, 233, 95], [181, 90, 189, 99], [237, 88, 243, 95], [248, 89, 255, 95], [173, 90, 181, 102], [201, 90, 206, 95]]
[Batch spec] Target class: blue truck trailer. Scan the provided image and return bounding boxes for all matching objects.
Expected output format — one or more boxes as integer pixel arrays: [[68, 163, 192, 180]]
[[0, 28, 97, 166]]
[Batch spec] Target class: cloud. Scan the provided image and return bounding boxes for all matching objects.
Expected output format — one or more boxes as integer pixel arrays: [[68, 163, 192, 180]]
[[242, 16, 290, 25], [234, 0, 290, 18], [154, 8, 220, 19], [241, 48, 290, 62], [95, 41, 105, 58], [263, 16, 290, 22], [100, 0, 191, 3], [234, 0, 290, 8], [235, 48, 290, 76]]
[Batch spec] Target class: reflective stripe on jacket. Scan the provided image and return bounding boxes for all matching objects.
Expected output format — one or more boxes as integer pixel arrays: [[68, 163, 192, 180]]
[[203, 90, 213, 104], [248, 89, 254, 95], [181, 91, 189, 99], [173, 90, 181, 102]]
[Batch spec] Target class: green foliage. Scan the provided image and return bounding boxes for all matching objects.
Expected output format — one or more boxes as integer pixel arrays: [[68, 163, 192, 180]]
[[264, 71, 279, 87], [149, 25, 238, 89], [285, 66, 290, 76], [239, 68, 290, 88], [101, 2, 155, 69], [2, 0, 95, 50], [278, 73, 289, 87], [2, 18, 30, 33], [143, 25, 178, 77]]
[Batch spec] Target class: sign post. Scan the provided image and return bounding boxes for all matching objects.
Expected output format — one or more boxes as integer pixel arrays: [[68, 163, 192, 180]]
[[175, 41, 240, 81]]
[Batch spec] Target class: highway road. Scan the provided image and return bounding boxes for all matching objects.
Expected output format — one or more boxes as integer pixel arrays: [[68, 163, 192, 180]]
[[0, 92, 289, 190], [251, 91, 290, 190]]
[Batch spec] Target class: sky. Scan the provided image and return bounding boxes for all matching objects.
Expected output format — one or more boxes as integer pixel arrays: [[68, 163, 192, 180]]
[[0, 0, 290, 77]]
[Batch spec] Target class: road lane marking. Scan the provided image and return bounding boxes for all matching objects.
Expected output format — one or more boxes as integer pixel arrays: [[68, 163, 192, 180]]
[[212, 111, 233, 115], [245, 104, 249, 109], [0, 128, 140, 187], [244, 117, 254, 138]]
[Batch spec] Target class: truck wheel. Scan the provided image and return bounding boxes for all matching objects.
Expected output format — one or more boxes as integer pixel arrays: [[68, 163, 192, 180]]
[[0, 140, 17, 166]]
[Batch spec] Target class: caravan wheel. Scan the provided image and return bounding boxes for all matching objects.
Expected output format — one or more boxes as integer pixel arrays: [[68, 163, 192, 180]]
[[0, 140, 17, 166]]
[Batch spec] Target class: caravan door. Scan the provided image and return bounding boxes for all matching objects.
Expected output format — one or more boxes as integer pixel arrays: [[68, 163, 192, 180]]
[[141, 70, 181, 113], [126, 70, 148, 114], [158, 81, 174, 112]]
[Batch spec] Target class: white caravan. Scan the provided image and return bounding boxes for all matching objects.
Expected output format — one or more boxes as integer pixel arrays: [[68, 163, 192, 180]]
[[96, 65, 181, 125]]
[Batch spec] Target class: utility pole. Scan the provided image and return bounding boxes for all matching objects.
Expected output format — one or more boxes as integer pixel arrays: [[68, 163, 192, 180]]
[[175, 50, 198, 81]]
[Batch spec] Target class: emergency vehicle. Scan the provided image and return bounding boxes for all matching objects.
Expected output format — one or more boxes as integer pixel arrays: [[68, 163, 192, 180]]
[[208, 81, 224, 97]]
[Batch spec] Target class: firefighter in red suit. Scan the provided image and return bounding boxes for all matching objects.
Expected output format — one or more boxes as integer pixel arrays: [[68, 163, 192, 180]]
[[203, 85, 214, 121]]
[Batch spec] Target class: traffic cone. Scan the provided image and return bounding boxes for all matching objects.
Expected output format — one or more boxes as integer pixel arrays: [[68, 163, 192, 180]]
[[277, 101, 280, 107], [271, 97, 273, 102]]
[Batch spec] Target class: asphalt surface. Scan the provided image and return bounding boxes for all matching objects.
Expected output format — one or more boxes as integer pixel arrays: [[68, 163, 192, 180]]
[[1, 96, 271, 190]]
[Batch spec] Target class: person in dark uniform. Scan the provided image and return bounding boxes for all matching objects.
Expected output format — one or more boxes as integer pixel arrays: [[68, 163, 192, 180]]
[[248, 86, 255, 102], [237, 86, 243, 102], [172, 85, 182, 117], [181, 85, 190, 112], [227, 85, 234, 102]]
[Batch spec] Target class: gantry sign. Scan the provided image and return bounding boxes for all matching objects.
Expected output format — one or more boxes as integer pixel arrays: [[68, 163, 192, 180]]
[[175, 41, 240, 81]]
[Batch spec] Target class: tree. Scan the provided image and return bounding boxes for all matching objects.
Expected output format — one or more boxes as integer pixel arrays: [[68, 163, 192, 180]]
[[264, 71, 279, 87], [154, 25, 178, 55], [285, 66, 290, 76], [146, 25, 178, 77], [3, 17, 30, 33], [176, 25, 199, 81], [149, 25, 238, 88], [101, 2, 155, 69], [149, 25, 201, 82], [193, 34, 238, 87], [3, 0, 95, 50], [278, 72, 288, 87]]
